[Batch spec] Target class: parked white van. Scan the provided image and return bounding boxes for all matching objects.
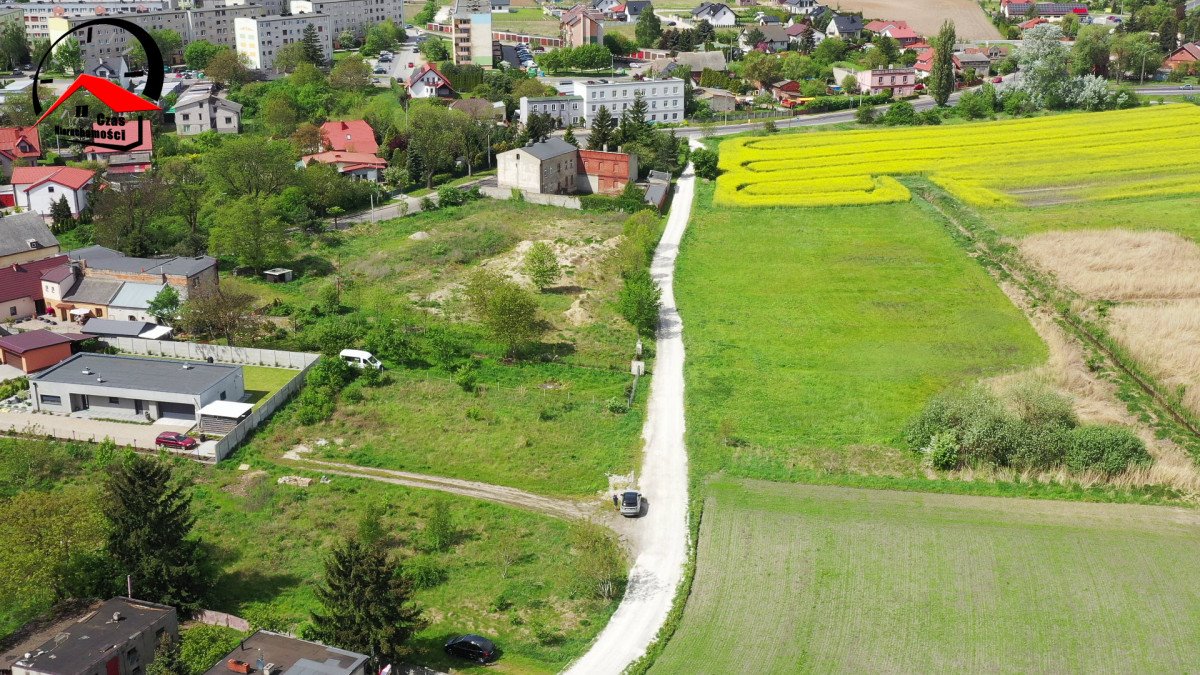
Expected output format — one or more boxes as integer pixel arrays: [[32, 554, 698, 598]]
[[339, 349, 383, 370]]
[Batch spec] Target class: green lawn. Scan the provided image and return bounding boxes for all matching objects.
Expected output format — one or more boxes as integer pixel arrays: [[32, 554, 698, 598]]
[[675, 181, 1046, 482], [986, 195, 1200, 243], [241, 366, 300, 408], [655, 478, 1200, 673]]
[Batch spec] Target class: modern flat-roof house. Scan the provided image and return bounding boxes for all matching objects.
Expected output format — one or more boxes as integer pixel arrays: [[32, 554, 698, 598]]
[[31, 353, 245, 423], [202, 632, 368, 675], [0, 212, 59, 267], [7, 597, 178, 675], [81, 317, 172, 340], [8, 166, 97, 217], [173, 81, 243, 136], [0, 330, 76, 373]]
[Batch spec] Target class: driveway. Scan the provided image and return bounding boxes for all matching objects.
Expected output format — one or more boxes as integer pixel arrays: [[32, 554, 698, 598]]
[[0, 409, 205, 455], [564, 140, 699, 675]]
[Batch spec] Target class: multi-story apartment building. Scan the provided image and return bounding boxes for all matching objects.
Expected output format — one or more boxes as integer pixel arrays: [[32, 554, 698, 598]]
[[577, 77, 685, 124], [289, 0, 402, 41], [235, 13, 331, 70], [23, 1, 166, 41], [48, 4, 270, 66], [450, 0, 492, 66], [518, 95, 584, 127]]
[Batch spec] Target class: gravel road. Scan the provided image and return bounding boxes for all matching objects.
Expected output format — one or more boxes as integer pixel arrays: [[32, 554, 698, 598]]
[[563, 141, 699, 675]]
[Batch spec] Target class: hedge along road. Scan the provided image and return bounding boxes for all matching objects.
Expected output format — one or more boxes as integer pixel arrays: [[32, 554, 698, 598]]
[[564, 141, 700, 675]]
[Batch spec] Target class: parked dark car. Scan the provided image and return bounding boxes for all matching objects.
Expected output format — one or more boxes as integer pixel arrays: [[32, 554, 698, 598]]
[[156, 432, 198, 449], [444, 635, 497, 664]]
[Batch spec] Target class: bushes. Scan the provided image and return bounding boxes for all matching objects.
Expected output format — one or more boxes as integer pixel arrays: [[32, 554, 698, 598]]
[[692, 148, 719, 180], [906, 383, 1149, 476], [617, 268, 661, 337], [802, 92, 892, 113]]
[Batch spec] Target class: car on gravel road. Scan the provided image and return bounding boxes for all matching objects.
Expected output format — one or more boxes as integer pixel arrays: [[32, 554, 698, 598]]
[[445, 634, 498, 663], [156, 432, 198, 450], [620, 490, 645, 517]]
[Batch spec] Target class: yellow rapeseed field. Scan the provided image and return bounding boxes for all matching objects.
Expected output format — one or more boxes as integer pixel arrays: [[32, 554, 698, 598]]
[[716, 106, 1200, 208]]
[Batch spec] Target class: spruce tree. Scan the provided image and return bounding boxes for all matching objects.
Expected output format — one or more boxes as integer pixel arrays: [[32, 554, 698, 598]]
[[49, 195, 73, 234], [104, 455, 211, 615], [563, 123, 578, 147], [588, 105, 616, 151], [301, 24, 325, 66], [635, 9, 662, 48], [799, 26, 816, 54], [310, 538, 424, 669], [930, 21, 957, 106]]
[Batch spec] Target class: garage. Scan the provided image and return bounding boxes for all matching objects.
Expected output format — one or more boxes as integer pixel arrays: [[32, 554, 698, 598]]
[[158, 402, 196, 421]]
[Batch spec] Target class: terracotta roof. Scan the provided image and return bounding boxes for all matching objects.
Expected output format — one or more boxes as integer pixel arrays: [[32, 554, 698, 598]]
[[0, 127, 41, 160], [320, 120, 379, 154], [1167, 42, 1200, 61], [0, 255, 68, 304], [0, 329, 71, 354], [883, 26, 920, 40], [865, 19, 908, 32], [1020, 17, 1048, 28], [302, 151, 387, 169], [10, 166, 96, 191], [84, 119, 153, 155], [408, 62, 455, 91]]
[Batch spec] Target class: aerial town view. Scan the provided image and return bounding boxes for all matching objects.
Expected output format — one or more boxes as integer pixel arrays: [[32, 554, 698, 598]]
[[0, 0, 1198, 671]]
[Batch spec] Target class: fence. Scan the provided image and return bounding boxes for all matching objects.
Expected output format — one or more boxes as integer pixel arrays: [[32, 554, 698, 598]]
[[213, 358, 317, 461], [479, 186, 583, 209], [196, 610, 250, 631], [99, 338, 320, 369]]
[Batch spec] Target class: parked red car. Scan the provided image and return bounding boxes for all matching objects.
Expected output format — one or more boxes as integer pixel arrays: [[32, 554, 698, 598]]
[[992, 76, 1003, 83], [156, 432, 198, 449]]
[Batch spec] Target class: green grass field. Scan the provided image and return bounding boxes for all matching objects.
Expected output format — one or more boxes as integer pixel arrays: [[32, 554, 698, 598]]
[[654, 478, 1200, 673], [675, 181, 1046, 481], [194, 463, 614, 674], [987, 195, 1200, 243]]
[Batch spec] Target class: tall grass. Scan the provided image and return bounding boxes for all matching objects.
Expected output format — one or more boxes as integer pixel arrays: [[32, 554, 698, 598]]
[[1019, 229, 1200, 301]]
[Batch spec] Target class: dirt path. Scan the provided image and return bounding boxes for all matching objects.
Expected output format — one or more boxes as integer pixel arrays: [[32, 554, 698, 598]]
[[281, 447, 595, 521], [563, 142, 698, 675]]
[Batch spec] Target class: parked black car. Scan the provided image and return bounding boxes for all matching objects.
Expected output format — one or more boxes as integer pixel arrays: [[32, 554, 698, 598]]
[[444, 635, 497, 664]]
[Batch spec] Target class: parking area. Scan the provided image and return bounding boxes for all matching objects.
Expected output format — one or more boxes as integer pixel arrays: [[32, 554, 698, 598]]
[[0, 408, 216, 459]]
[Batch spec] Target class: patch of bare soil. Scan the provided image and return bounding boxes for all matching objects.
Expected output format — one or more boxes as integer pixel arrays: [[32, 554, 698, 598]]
[[223, 470, 269, 497]]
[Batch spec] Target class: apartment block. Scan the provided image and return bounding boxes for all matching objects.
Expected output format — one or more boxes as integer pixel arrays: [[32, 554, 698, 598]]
[[235, 13, 331, 70], [518, 95, 583, 127], [23, 1, 165, 41], [290, 0, 402, 40], [48, 4, 270, 65], [451, 0, 492, 66], [577, 77, 685, 124]]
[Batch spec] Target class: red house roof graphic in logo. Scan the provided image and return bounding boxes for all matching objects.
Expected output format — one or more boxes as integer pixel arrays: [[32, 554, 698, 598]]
[[36, 74, 160, 152]]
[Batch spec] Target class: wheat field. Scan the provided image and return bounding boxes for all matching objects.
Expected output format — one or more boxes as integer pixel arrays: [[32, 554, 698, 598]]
[[1019, 230, 1200, 301], [716, 106, 1200, 208]]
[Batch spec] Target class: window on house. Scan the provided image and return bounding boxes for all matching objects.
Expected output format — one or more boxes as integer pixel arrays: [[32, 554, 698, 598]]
[[47, 186, 54, 192], [109, 397, 120, 404], [6, 307, 14, 316], [39, 394, 61, 405], [220, 391, 227, 400]]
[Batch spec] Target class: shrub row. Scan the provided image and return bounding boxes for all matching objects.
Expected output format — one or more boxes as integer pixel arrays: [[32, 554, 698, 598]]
[[800, 92, 893, 114], [905, 383, 1151, 476]]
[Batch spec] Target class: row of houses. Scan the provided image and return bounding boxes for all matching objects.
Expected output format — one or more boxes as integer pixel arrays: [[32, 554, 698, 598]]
[[1, 597, 369, 675]]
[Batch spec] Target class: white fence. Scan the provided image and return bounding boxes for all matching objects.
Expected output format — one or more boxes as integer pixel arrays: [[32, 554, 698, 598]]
[[99, 338, 320, 370], [196, 610, 250, 631], [479, 186, 583, 209], [212, 358, 317, 461]]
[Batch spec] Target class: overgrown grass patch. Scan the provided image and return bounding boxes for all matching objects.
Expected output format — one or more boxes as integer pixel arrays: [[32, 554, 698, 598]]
[[675, 181, 1046, 482]]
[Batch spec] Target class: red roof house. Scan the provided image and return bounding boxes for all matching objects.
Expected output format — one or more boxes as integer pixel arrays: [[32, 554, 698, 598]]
[[1019, 17, 1048, 29], [407, 63, 456, 99], [320, 120, 379, 154], [84, 119, 153, 175], [881, 25, 922, 46], [9, 167, 97, 216], [0, 127, 42, 177], [1165, 42, 1200, 69], [0, 255, 69, 319], [864, 19, 909, 33], [914, 48, 935, 73], [0, 329, 76, 373], [300, 151, 387, 181]]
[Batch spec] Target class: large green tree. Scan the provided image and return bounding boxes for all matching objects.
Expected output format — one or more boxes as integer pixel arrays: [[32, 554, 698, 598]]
[[301, 23, 326, 66], [128, 29, 182, 68], [635, 9, 663, 48], [104, 455, 211, 614], [179, 289, 263, 346], [930, 20, 957, 106], [587, 105, 617, 151], [205, 48, 250, 86], [202, 136, 297, 198], [183, 40, 223, 70], [53, 37, 83, 75], [310, 538, 424, 669], [0, 21, 29, 71], [208, 195, 288, 272], [146, 286, 182, 326], [465, 270, 545, 356]]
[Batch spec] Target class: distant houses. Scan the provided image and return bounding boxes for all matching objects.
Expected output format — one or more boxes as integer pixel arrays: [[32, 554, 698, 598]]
[[691, 2, 737, 26], [408, 62, 457, 98], [0, 127, 41, 179], [299, 120, 387, 181], [173, 81, 243, 135], [8, 166, 97, 217], [497, 138, 638, 196]]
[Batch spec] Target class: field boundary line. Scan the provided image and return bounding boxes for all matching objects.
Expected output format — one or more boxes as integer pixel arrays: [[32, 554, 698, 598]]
[[910, 179, 1200, 455]]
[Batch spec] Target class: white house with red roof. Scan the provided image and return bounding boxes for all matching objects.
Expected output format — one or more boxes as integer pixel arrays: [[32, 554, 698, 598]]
[[320, 120, 379, 154], [9, 166, 97, 217], [299, 151, 387, 181], [0, 127, 42, 179], [408, 63, 457, 99], [84, 119, 153, 176], [879, 24, 922, 46]]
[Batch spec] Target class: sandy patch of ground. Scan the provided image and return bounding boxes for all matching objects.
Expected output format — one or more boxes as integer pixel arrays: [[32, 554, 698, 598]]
[[223, 470, 269, 497], [825, 0, 1000, 39], [1020, 230, 1200, 301]]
